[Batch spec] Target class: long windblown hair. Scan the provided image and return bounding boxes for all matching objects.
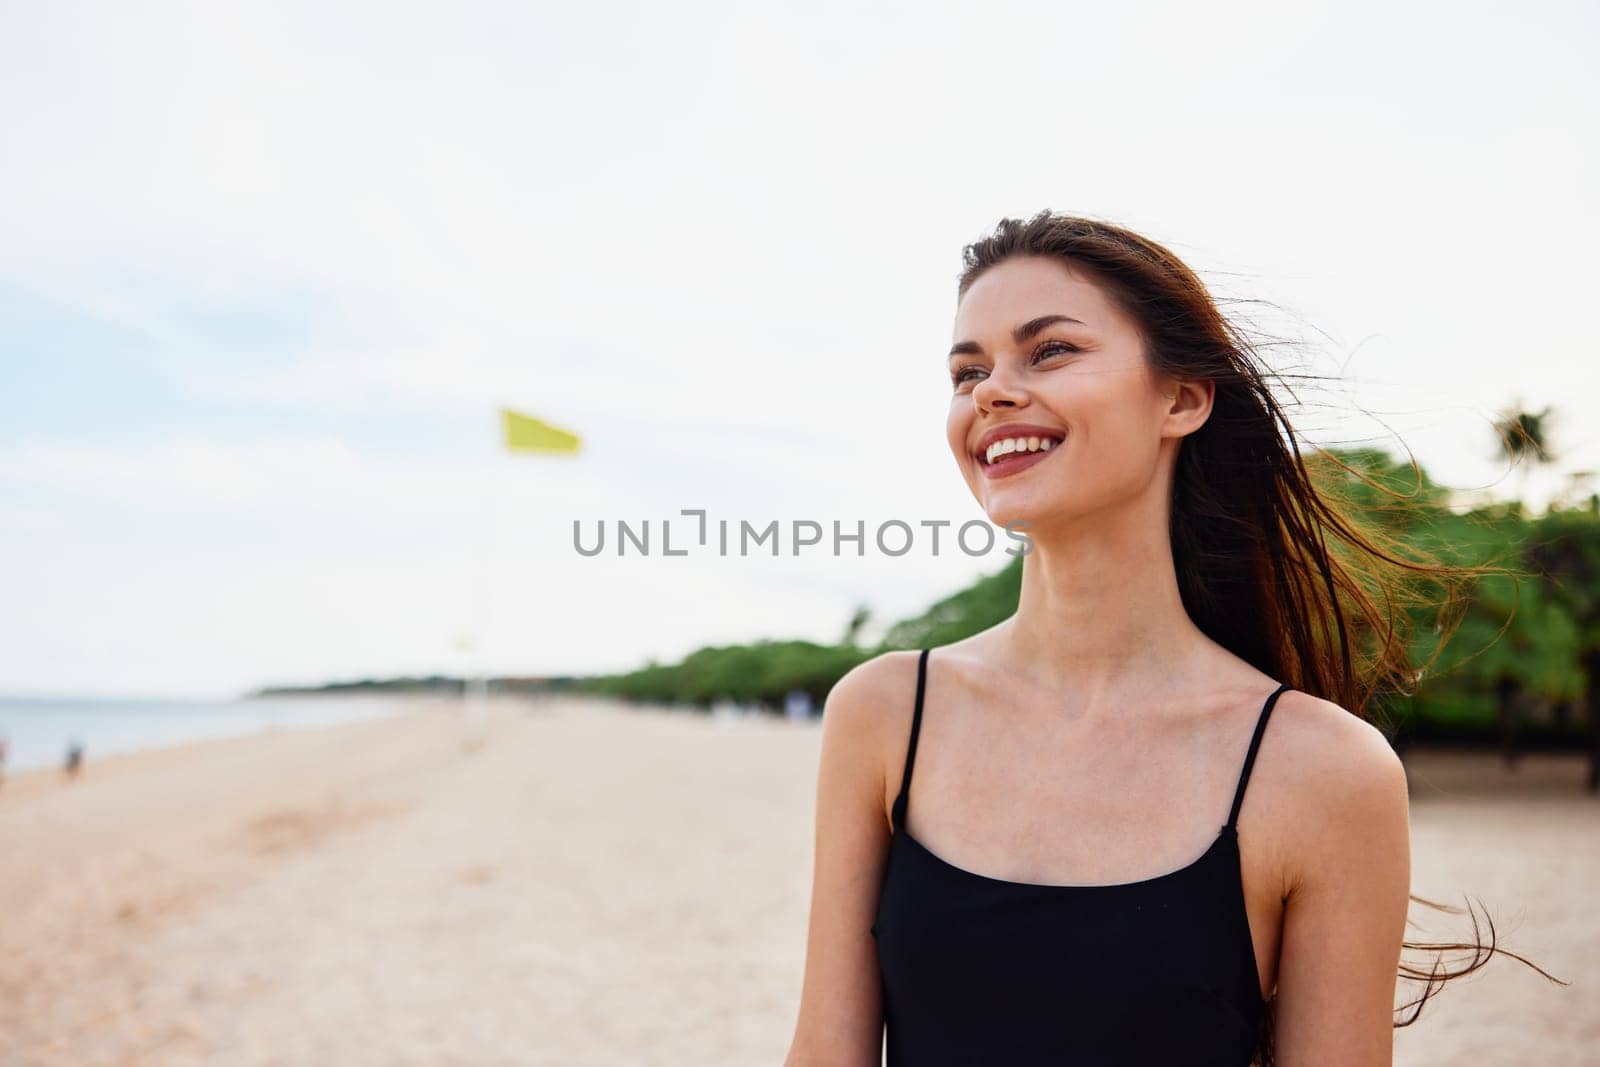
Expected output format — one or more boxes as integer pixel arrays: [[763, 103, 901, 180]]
[[956, 211, 1565, 1065]]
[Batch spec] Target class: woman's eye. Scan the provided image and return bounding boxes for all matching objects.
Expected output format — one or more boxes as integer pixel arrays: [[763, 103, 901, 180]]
[[952, 343, 1077, 388], [1033, 341, 1078, 362]]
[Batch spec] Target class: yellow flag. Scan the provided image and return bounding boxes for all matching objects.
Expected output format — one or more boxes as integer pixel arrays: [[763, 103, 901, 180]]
[[501, 407, 581, 455]]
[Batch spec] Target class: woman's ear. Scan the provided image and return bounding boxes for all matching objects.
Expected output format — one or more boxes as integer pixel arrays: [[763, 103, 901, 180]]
[[1162, 375, 1214, 438]]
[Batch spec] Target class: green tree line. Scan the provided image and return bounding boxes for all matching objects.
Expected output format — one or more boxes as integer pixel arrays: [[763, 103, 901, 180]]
[[574, 436, 1600, 787]]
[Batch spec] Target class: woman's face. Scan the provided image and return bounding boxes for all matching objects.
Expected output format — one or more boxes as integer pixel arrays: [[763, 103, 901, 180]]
[[946, 254, 1208, 534]]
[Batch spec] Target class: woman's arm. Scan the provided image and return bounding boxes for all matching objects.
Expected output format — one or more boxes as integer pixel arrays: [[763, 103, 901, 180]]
[[1272, 701, 1412, 1066], [784, 653, 911, 1067]]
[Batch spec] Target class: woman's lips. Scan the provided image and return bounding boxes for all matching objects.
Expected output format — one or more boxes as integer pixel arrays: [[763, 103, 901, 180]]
[[979, 442, 1057, 480]]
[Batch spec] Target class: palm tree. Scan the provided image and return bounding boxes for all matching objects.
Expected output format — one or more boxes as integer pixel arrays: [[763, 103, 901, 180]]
[[1492, 402, 1556, 514], [842, 604, 872, 647], [1488, 404, 1559, 765]]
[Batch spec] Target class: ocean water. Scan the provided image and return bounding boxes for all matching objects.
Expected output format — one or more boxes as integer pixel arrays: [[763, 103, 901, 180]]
[[0, 694, 430, 774]]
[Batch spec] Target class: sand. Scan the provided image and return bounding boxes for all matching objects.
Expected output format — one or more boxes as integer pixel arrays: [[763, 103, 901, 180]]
[[0, 696, 1593, 1066]]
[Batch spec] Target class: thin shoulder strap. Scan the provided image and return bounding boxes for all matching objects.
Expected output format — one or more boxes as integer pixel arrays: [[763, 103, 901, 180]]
[[891, 648, 931, 833], [1225, 682, 1291, 833]]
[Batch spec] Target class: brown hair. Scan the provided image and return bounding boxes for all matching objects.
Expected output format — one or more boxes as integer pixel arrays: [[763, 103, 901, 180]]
[[956, 210, 1566, 1064]]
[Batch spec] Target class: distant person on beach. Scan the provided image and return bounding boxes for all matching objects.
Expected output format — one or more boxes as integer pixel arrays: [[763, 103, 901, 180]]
[[785, 689, 814, 721], [785, 213, 1542, 1067], [64, 739, 84, 778]]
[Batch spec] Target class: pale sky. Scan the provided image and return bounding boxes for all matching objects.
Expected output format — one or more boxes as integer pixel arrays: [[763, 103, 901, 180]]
[[1, 0, 1595, 697]]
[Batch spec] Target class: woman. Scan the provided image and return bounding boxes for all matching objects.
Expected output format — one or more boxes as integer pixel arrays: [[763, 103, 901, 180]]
[[784, 213, 1530, 1065]]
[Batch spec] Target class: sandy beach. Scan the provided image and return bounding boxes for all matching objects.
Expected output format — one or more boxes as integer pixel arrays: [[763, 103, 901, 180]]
[[0, 695, 1594, 1066]]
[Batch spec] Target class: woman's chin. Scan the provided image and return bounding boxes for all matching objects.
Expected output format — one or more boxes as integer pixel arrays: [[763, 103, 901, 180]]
[[982, 498, 1044, 533], [981, 489, 1077, 535]]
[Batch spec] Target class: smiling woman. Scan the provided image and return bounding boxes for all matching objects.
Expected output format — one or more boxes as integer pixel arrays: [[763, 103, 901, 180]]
[[783, 211, 1559, 1067]]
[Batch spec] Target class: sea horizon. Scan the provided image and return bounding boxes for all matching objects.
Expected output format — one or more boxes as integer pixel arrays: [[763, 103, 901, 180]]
[[0, 693, 437, 774]]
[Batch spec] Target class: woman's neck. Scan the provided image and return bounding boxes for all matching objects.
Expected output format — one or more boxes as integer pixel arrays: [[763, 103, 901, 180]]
[[998, 502, 1209, 707]]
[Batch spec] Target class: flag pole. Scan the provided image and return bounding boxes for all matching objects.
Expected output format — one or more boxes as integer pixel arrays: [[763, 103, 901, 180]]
[[489, 406, 582, 734], [459, 424, 492, 752]]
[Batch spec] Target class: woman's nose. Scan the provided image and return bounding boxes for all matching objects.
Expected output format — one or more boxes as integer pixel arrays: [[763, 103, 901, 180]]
[[972, 361, 1028, 411]]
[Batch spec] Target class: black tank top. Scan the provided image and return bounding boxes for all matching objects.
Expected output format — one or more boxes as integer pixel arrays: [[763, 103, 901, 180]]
[[872, 648, 1290, 1066]]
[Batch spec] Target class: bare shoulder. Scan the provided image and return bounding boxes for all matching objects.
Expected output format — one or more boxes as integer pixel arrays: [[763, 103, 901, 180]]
[[825, 648, 926, 724], [1266, 689, 1407, 795], [1261, 689, 1410, 893], [821, 649, 926, 822]]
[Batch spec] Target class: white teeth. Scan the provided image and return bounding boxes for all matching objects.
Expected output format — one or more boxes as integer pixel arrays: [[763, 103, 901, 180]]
[[983, 434, 1063, 464]]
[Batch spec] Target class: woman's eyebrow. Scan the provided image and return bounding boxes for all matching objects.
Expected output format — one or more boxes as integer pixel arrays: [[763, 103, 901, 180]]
[[948, 313, 1089, 357]]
